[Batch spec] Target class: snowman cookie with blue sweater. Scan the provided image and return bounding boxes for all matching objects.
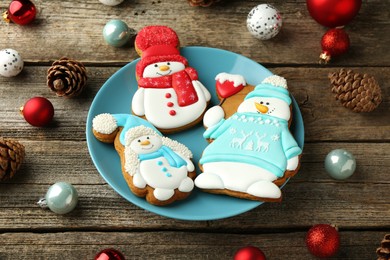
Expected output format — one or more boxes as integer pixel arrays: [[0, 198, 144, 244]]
[[195, 73, 302, 202], [92, 114, 195, 206]]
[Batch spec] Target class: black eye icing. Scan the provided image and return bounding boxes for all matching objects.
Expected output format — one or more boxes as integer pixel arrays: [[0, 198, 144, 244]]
[[266, 102, 270, 105], [167, 62, 170, 65], [137, 140, 141, 142], [260, 101, 264, 104], [154, 64, 158, 67], [146, 137, 150, 139]]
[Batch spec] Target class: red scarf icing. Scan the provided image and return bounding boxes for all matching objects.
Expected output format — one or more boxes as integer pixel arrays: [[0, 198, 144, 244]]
[[138, 67, 199, 107]]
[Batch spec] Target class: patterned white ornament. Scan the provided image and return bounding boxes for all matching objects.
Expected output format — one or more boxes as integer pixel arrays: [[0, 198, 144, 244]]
[[0, 49, 24, 77], [247, 4, 283, 40], [99, 0, 124, 6]]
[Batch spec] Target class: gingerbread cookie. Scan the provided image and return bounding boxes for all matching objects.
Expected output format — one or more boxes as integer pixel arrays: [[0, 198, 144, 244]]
[[132, 25, 211, 134], [195, 73, 302, 202], [92, 113, 196, 206]]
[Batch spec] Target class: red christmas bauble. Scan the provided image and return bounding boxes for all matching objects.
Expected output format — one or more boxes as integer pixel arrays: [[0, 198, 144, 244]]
[[320, 28, 350, 64], [234, 246, 266, 260], [306, 224, 340, 258], [20, 97, 54, 127], [5, 0, 37, 25], [306, 0, 362, 27], [95, 248, 125, 260]]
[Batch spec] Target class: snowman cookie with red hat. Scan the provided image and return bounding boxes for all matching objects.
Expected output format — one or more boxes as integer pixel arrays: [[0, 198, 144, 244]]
[[132, 25, 211, 134]]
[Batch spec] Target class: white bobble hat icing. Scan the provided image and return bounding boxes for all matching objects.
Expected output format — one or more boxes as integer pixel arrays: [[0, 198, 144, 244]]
[[245, 75, 291, 104], [262, 75, 287, 89]]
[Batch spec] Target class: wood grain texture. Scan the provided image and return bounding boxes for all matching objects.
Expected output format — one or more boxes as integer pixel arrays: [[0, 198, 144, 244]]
[[0, 0, 389, 65], [0, 231, 383, 259], [0, 66, 389, 141], [0, 0, 389, 259]]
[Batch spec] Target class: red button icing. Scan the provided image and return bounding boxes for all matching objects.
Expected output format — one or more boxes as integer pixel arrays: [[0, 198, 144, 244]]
[[167, 102, 174, 107], [169, 110, 176, 116], [165, 93, 172, 98]]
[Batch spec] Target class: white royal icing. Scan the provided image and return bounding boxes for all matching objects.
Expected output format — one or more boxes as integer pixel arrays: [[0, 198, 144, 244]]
[[195, 161, 281, 199], [237, 97, 291, 121], [143, 61, 186, 78], [92, 113, 118, 134], [203, 105, 225, 128], [132, 81, 210, 129], [262, 75, 287, 89], [215, 72, 246, 87], [195, 74, 302, 200], [123, 126, 194, 201]]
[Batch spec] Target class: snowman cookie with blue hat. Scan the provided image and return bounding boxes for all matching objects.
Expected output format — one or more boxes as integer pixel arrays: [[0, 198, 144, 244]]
[[195, 73, 302, 202], [92, 113, 195, 206]]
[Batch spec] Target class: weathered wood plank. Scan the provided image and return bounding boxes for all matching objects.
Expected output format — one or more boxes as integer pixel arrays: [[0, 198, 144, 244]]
[[0, 231, 384, 259], [0, 66, 389, 142], [0, 0, 389, 66], [0, 181, 388, 230], [0, 141, 388, 230]]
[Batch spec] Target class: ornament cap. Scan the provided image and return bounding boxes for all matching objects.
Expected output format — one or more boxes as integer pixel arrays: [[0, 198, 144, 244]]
[[319, 52, 331, 64], [2, 11, 10, 23], [37, 197, 48, 208]]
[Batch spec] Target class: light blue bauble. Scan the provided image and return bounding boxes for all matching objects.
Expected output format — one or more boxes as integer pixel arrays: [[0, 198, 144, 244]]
[[45, 182, 78, 214], [103, 19, 131, 47], [325, 149, 356, 180]]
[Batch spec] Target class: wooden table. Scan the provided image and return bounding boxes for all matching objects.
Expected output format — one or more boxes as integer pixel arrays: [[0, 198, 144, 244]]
[[1, 0, 389, 259]]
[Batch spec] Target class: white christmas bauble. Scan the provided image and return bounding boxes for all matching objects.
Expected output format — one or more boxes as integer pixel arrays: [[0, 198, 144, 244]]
[[0, 49, 24, 77], [247, 4, 282, 40], [99, 0, 124, 6]]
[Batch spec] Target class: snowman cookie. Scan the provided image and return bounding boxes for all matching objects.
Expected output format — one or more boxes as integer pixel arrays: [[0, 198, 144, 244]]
[[92, 113, 196, 206], [132, 25, 211, 134], [195, 73, 302, 202]]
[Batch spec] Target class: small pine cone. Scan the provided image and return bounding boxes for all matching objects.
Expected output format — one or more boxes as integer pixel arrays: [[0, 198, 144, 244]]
[[377, 234, 390, 260], [187, 0, 220, 7], [47, 57, 87, 98], [0, 139, 25, 182], [328, 69, 382, 112]]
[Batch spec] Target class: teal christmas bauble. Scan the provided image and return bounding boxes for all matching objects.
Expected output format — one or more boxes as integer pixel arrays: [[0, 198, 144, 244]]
[[45, 182, 78, 214], [325, 149, 356, 180], [103, 19, 130, 47]]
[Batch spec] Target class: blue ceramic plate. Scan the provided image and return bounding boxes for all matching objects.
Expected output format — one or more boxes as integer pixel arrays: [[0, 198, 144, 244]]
[[86, 46, 304, 221]]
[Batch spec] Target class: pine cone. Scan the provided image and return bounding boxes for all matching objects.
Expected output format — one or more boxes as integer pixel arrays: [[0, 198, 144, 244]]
[[0, 139, 25, 182], [328, 69, 382, 112], [187, 0, 221, 7], [377, 234, 390, 260], [47, 57, 88, 98]]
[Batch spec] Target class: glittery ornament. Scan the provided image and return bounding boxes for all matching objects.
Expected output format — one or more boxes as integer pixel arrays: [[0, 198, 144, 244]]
[[0, 49, 24, 77], [306, 0, 362, 28], [233, 246, 266, 260], [3, 0, 37, 25], [320, 28, 350, 64], [20, 97, 54, 127], [99, 0, 124, 6], [306, 224, 340, 258], [95, 248, 126, 260], [247, 4, 282, 40]]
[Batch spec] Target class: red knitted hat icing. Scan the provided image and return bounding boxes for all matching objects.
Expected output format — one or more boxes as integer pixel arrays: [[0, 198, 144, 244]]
[[135, 26, 188, 78], [135, 25, 180, 53]]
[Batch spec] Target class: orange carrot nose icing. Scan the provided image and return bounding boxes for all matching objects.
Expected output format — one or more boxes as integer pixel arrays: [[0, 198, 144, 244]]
[[159, 65, 170, 71], [140, 140, 151, 145], [255, 102, 269, 113]]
